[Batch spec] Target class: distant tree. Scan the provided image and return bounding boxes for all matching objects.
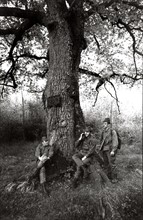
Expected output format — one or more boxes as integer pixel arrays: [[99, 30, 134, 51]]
[[0, 0, 143, 156], [0, 93, 46, 142]]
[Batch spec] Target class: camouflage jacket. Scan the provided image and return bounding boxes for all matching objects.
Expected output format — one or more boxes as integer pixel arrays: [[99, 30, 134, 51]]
[[35, 143, 54, 159], [100, 127, 118, 152], [75, 136, 93, 156]]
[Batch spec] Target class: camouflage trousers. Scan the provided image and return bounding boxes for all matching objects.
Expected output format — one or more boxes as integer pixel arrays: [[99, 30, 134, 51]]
[[101, 151, 112, 179], [37, 159, 48, 184], [100, 151, 116, 180], [30, 159, 48, 184], [72, 153, 91, 179]]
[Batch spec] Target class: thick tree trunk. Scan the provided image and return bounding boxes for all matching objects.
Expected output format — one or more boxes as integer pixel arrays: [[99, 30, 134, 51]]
[[44, 0, 85, 157]]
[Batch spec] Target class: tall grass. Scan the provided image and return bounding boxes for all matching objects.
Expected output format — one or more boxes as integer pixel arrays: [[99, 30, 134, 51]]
[[0, 139, 142, 220]]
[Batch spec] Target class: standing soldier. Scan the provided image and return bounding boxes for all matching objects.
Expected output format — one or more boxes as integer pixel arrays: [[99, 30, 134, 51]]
[[99, 118, 119, 182]]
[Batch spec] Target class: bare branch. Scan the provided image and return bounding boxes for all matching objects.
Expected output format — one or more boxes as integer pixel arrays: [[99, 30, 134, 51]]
[[117, 19, 143, 57], [0, 83, 14, 88], [92, 91, 99, 107], [0, 28, 17, 35], [0, 7, 47, 26], [8, 19, 36, 58], [16, 53, 48, 60], [93, 34, 100, 50], [4, 61, 17, 89], [133, 51, 138, 79], [79, 66, 143, 83], [79, 68, 101, 78], [110, 63, 143, 83], [0, 7, 40, 19], [95, 78, 105, 91], [106, 80, 120, 113]]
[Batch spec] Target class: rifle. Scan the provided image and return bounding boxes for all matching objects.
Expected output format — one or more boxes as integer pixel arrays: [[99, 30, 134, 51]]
[[99, 136, 106, 151]]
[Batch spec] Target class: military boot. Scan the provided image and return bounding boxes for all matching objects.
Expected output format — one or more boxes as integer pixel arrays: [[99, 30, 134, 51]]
[[71, 178, 79, 189], [41, 183, 50, 195], [82, 166, 90, 180]]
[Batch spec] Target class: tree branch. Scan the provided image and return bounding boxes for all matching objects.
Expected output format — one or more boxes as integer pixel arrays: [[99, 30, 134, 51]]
[[118, 19, 143, 56], [105, 80, 120, 113], [16, 53, 48, 60], [93, 91, 99, 107], [4, 60, 17, 89], [93, 34, 100, 50], [79, 66, 143, 82], [0, 6, 47, 26], [79, 67, 101, 78], [8, 19, 36, 59], [0, 7, 40, 19], [0, 83, 14, 88], [0, 28, 17, 35]]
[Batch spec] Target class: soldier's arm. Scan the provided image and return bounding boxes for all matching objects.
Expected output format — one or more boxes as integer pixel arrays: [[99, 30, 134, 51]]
[[75, 138, 84, 149]]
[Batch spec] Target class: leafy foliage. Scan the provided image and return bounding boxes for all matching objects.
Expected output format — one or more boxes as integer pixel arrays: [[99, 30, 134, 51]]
[[0, 0, 143, 97]]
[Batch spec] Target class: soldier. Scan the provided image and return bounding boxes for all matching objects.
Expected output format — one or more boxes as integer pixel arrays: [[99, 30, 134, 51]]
[[99, 118, 118, 182], [72, 129, 95, 188], [29, 130, 56, 194]]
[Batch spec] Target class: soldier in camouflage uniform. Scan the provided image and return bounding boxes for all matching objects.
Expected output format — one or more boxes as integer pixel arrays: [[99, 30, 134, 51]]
[[72, 130, 95, 188], [99, 118, 118, 181], [30, 130, 56, 194]]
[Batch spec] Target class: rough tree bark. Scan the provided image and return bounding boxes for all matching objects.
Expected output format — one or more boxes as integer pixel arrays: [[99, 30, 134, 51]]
[[44, 0, 85, 157]]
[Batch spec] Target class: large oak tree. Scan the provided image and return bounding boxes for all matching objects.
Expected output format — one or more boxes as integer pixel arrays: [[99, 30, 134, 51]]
[[0, 0, 143, 157]]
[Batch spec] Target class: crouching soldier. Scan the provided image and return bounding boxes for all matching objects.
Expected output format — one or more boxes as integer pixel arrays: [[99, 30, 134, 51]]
[[99, 118, 119, 182], [72, 130, 95, 188], [29, 130, 56, 194]]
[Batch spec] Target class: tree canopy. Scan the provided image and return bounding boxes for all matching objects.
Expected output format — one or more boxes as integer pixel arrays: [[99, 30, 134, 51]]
[[0, 0, 143, 97]]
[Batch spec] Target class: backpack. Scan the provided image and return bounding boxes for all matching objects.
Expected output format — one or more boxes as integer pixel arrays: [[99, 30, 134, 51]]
[[112, 129, 122, 150]]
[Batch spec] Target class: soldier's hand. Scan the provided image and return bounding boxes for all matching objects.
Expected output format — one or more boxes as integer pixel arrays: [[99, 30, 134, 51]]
[[110, 151, 115, 156], [96, 145, 100, 150], [41, 155, 49, 161], [79, 133, 84, 140], [82, 156, 87, 161], [38, 157, 41, 161]]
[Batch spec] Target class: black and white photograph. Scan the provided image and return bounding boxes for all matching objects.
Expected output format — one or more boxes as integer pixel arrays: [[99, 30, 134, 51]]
[[0, 0, 142, 219]]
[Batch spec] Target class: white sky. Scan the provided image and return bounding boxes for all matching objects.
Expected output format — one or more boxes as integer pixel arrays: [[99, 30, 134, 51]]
[[80, 83, 142, 117], [9, 81, 142, 120]]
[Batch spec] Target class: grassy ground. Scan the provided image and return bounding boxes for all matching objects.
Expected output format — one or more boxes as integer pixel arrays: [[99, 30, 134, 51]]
[[0, 141, 142, 220]]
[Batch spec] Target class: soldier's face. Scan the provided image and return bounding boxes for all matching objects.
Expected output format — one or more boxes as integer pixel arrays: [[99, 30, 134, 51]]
[[103, 122, 108, 129], [42, 140, 48, 146], [85, 131, 90, 137]]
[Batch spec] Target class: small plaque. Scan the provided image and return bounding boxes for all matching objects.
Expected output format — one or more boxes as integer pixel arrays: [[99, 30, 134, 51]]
[[47, 95, 62, 108]]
